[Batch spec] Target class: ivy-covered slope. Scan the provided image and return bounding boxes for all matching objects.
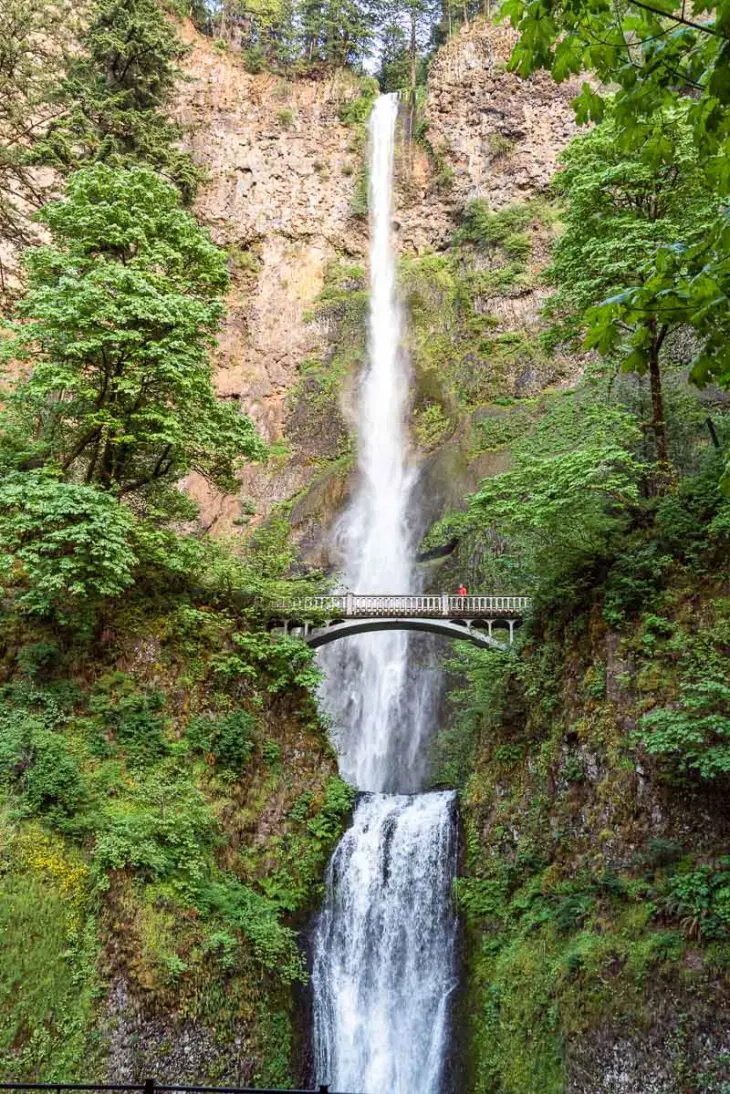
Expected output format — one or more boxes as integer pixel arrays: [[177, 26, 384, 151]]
[[449, 539, 730, 1092], [0, 589, 352, 1083]]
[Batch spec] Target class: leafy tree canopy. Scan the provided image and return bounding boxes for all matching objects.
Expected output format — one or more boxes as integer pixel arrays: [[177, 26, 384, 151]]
[[547, 104, 718, 329], [502, 0, 730, 486], [544, 103, 721, 475], [32, 0, 200, 200], [503, 0, 730, 161], [1, 164, 266, 503], [0, 0, 79, 285], [0, 470, 137, 616]]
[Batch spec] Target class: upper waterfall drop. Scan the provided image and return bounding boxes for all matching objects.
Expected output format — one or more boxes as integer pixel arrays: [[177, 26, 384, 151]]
[[318, 92, 429, 796], [343, 92, 413, 600]]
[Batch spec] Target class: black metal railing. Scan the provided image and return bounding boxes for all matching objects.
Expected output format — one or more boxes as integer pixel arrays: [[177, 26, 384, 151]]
[[0, 1085, 342, 1094]]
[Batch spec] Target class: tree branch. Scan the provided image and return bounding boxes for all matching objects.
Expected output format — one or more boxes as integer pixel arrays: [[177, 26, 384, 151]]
[[626, 0, 728, 40]]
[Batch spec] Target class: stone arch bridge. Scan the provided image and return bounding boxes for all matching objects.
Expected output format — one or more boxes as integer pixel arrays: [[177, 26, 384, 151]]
[[268, 594, 530, 651]]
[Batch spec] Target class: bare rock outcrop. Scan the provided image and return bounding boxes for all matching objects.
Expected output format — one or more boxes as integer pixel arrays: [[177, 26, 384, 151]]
[[397, 20, 581, 253], [173, 18, 583, 540], [173, 27, 367, 531]]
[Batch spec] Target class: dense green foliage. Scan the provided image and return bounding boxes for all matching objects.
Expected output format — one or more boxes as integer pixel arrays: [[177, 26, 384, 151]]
[[0, 601, 353, 1080], [0, 165, 269, 618], [546, 109, 715, 327], [502, 0, 730, 485], [193, 0, 478, 83], [435, 465, 730, 1089], [3, 166, 263, 499], [33, 0, 200, 199], [0, 0, 80, 283], [0, 0, 346, 1080]]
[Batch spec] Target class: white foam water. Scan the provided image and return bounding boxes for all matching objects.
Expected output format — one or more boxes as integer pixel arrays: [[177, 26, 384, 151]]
[[317, 93, 426, 795], [313, 793, 458, 1094], [313, 93, 458, 1094]]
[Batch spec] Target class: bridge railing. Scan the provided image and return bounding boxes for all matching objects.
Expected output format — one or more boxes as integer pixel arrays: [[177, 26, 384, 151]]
[[273, 594, 530, 619]]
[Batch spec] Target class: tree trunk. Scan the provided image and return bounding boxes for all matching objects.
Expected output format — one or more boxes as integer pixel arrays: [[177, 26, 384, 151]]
[[647, 320, 672, 487], [409, 11, 417, 90]]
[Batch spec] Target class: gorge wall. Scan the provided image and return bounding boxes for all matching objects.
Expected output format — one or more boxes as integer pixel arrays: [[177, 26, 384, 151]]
[[173, 16, 582, 559], [4, 10, 728, 1092]]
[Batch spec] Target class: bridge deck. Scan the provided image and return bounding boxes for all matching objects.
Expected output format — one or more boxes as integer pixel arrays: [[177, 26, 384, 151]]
[[274, 594, 530, 620]]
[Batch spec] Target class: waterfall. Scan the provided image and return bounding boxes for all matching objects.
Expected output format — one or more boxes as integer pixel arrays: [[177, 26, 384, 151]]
[[312, 794, 458, 1094], [313, 94, 458, 1094], [317, 92, 432, 796]]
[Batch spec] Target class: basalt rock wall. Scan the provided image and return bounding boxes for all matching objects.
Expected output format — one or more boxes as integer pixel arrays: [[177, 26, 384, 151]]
[[173, 18, 582, 555]]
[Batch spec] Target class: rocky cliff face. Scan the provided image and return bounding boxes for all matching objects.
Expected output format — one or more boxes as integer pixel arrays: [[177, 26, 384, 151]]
[[172, 28, 368, 534], [397, 21, 579, 253], [174, 17, 582, 551]]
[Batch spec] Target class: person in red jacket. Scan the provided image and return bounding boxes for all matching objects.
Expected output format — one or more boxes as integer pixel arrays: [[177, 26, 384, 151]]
[[457, 583, 468, 597]]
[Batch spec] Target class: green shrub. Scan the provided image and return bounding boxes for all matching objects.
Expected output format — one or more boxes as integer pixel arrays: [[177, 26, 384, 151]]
[[185, 711, 256, 770], [93, 774, 216, 887], [87, 675, 169, 765], [243, 46, 265, 73], [338, 78, 378, 126], [0, 472, 136, 617], [602, 543, 673, 626], [635, 615, 730, 780], [455, 200, 533, 252], [414, 402, 451, 450], [664, 860, 730, 939], [0, 713, 87, 820]]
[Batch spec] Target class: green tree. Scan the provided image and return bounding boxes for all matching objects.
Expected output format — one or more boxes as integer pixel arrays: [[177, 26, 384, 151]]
[[1, 164, 266, 502], [379, 0, 439, 87], [547, 106, 718, 475], [0, 470, 138, 615], [0, 0, 78, 291], [501, 0, 730, 487], [201, 0, 299, 68], [377, 22, 411, 89], [466, 443, 645, 597], [502, 0, 730, 159], [33, 0, 200, 200], [300, 0, 377, 66]]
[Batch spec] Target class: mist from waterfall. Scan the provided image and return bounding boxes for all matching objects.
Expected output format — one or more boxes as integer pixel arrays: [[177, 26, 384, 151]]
[[313, 93, 458, 1094]]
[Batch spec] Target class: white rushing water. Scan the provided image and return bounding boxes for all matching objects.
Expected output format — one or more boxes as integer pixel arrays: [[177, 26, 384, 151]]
[[318, 93, 429, 795], [313, 93, 458, 1094], [313, 793, 458, 1094]]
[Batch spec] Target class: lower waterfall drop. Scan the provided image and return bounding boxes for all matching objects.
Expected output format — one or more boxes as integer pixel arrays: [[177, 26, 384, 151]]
[[312, 93, 459, 1094], [313, 794, 458, 1094]]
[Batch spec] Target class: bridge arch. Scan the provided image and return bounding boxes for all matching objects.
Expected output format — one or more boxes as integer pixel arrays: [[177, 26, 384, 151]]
[[289, 617, 511, 651], [267, 593, 529, 651]]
